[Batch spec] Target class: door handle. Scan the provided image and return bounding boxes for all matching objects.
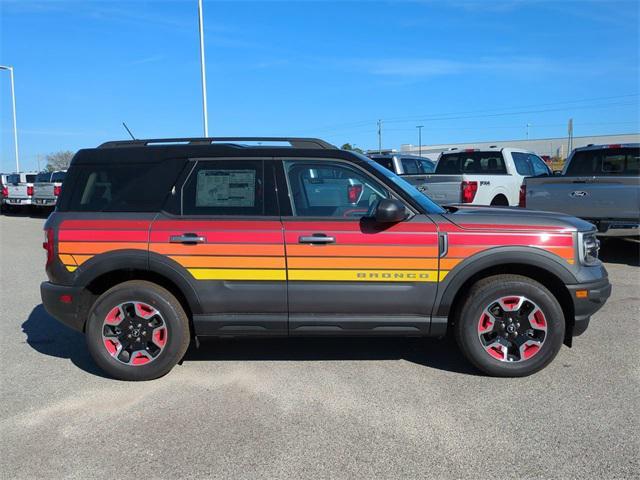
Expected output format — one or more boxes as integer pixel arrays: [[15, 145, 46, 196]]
[[299, 234, 336, 245], [169, 233, 206, 244]]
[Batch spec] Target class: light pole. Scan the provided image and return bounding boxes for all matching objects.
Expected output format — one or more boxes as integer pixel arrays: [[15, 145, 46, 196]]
[[526, 123, 532, 140], [197, 0, 209, 137], [0, 65, 20, 172], [416, 125, 424, 156]]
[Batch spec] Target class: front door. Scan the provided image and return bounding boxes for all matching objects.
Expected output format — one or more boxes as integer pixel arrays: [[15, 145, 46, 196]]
[[278, 158, 440, 335]]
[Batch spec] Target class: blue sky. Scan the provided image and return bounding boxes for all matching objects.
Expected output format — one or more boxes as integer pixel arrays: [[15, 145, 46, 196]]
[[0, 0, 638, 172]]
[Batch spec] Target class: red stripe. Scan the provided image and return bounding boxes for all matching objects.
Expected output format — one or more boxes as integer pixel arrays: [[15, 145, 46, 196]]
[[438, 223, 573, 233], [152, 220, 283, 231], [284, 231, 437, 245], [150, 231, 284, 244], [60, 219, 153, 230], [59, 230, 149, 242], [448, 233, 574, 246]]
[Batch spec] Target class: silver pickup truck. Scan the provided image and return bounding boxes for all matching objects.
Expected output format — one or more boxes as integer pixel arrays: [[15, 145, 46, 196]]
[[523, 143, 640, 236]]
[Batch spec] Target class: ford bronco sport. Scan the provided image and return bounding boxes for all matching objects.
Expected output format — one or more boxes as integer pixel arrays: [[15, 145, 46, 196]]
[[40, 137, 611, 380]]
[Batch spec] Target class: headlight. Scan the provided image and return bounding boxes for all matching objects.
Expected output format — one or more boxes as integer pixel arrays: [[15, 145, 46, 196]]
[[578, 231, 600, 265]]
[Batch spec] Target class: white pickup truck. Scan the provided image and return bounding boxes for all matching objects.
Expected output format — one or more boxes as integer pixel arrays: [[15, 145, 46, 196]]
[[418, 147, 551, 206], [4, 172, 37, 210]]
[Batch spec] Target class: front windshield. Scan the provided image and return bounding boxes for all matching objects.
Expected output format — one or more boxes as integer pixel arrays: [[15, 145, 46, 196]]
[[355, 153, 445, 214]]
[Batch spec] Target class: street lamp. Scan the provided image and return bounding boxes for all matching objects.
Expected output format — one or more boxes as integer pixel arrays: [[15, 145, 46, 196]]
[[416, 125, 424, 157], [0, 65, 20, 172], [197, 0, 209, 137]]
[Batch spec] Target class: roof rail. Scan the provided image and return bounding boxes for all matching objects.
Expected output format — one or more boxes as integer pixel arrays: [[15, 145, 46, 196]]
[[98, 137, 336, 150]]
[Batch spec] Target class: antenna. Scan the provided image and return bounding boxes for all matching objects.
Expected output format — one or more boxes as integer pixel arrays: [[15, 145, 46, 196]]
[[122, 122, 136, 140]]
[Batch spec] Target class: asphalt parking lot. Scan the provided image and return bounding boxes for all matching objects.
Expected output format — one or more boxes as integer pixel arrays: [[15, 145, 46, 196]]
[[1, 213, 638, 479]]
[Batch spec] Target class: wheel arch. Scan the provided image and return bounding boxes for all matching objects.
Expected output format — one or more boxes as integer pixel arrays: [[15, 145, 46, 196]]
[[434, 248, 577, 344]]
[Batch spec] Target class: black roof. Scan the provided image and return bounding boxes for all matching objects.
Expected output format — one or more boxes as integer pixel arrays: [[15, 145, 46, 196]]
[[72, 137, 360, 165]]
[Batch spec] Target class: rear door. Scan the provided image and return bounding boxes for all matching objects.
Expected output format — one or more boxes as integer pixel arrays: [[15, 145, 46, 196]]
[[149, 158, 288, 336], [278, 158, 440, 335]]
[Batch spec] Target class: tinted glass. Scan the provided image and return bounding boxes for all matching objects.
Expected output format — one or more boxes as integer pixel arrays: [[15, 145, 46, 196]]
[[284, 160, 389, 218], [51, 171, 67, 182], [512, 152, 533, 176], [182, 160, 276, 216], [530, 155, 551, 176], [7, 174, 19, 183], [26, 174, 36, 182], [436, 152, 506, 174], [565, 147, 640, 175], [36, 172, 52, 182], [64, 161, 185, 212], [418, 159, 435, 173], [401, 158, 420, 174]]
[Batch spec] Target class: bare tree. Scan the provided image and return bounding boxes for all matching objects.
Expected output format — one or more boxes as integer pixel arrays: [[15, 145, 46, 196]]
[[45, 151, 75, 172]]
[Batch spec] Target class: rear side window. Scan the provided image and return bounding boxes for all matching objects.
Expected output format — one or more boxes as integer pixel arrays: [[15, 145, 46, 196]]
[[181, 159, 277, 216], [436, 152, 507, 174], [565, 147, 640, 176], [62, 161, 185, 212], [370, 157, 394, 171], [51, 172, 66, 182], [401, 157, 420, 174], [418, 159, 435, 173], [512, 152, 533, 176]]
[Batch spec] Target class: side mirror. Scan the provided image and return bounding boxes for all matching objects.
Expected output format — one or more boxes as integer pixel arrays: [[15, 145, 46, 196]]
[[374, 198, 407, 223]]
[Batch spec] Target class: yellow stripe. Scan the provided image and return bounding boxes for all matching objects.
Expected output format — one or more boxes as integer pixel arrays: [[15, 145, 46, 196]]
[[188, 268, 286, 281], [288, 269, 440, 282], [65, 265, 77, 272]]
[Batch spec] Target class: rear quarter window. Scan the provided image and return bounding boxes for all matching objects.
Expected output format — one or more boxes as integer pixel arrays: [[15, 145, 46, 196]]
[[60, 160, 186, 212], [436, 152, 507, 174], [36, 172, 52, 182], [566, 147, 640, 176]]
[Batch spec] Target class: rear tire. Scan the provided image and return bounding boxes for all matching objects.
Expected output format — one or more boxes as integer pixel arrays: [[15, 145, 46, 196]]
[[454, 275, 565, 377], [490, 195, 509, 206], [85, 280, 190, 381]]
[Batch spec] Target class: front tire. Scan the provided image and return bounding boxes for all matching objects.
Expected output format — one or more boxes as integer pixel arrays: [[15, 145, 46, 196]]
[[86, 280, 190, 381], [455, 275, 565, 377]]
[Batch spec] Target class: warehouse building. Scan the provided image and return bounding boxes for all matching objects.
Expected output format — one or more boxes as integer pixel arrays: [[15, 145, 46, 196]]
[[400, 132, 639, 159]]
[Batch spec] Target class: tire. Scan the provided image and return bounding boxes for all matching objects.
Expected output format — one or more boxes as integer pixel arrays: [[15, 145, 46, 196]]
[[490, 195, 509, 206], [85, 280, 190, 381], [454, 274, 565, 377]]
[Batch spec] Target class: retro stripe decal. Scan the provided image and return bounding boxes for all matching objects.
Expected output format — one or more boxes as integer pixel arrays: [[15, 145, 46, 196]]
[[288, 269, 443, 282]]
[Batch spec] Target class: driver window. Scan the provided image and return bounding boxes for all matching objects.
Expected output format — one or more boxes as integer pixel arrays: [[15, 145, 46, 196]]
[[284, 161, 389, 218]]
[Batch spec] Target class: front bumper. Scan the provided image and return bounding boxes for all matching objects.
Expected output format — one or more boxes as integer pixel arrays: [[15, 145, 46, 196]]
[[40, 282, 92, 332], [566, 276, 612, 336]]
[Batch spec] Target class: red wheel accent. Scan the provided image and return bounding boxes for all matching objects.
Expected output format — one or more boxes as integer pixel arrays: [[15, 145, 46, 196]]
[[522, 343, 540, 359], [104, 339, 120, 355], [152, 327, 167, 348], [105, 306, 123, 325], [487, 345, 506, 360], [131, 353, 151, 365], [530, 309, 546, 328], [478, 313, 494, 333], [135, 302, 156, 319]]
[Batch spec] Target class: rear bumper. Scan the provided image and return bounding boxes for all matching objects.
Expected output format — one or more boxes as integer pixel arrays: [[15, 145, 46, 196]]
[[33, 197, 57, 206], [40, 282, 91, 332], [566, 277, 612, 336], [4, 197, 32, 205]]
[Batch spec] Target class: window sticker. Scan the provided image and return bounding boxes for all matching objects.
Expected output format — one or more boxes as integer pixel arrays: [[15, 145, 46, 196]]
[[195, 169, 256, 207]]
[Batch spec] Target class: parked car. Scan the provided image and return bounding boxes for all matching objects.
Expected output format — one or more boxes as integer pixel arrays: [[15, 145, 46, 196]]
[[419, 147, 551, 206], [41, 137, 610, 380], [368, 153, 436, 175], [523, 143, 639, 236], [4, 172, 37, 210], [0, 174, 8, 213], [33, 170, 67, 208]]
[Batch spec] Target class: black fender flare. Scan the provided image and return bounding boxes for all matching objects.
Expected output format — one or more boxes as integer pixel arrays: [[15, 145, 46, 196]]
[[433, 246, 578, 319]]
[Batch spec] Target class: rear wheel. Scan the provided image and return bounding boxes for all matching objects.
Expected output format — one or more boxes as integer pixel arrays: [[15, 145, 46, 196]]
[[86, 280, 190, 381], [455, 275, 565, 377], [490, 194, 509, 206]]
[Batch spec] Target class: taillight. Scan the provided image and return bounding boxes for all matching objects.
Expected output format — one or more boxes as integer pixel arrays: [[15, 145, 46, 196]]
[[43, 228, 54, 266], [27, 186, 34, 196], [519, 185, 526, 207], [1, 186, 7, 198], [54, 185, 61, 196], [347, 184, 363, 203], [460, 181, 478, 203]]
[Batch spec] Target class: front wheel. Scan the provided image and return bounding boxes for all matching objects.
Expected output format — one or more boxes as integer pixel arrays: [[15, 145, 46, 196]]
[[86, 280, 190, 381], [455, 275, 565, 377]]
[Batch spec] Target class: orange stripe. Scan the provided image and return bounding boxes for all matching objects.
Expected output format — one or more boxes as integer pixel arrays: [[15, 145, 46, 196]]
[[58, 254, 77, 266], [58, 242, 147, 254], [170, 255, 285, 269], [150, 243, 284, 256], [286, 245, 439, 258], [447, 246, 488, 258], [540, 246, 574, 259], [440, 258, 462, 270], [73, 254, 94, 265], [287, 257, 440, 269]]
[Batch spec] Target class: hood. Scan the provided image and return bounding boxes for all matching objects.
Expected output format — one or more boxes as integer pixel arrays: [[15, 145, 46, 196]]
[[442, 205, 595, 232]]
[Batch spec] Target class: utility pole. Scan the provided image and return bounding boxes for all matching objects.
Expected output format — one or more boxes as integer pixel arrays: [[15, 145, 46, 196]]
[[416, 125, 424, 156], [0, 65, 20, 172], [526, 123, 531, 140], [377, 119, 383, 154], [567, 118, 573, 156], [198, 0, 209, 137]]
